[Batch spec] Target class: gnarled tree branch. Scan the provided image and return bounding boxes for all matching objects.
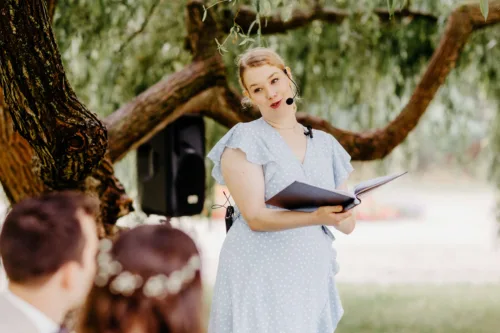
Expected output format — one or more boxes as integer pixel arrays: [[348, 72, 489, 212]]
[[104, 56, 226, 163], [328, 1, 500, 160], [201, 2, 500, 160], [105, 0, 226, 163], [467, 1, 500, 28], [221, 5, 438, 35]]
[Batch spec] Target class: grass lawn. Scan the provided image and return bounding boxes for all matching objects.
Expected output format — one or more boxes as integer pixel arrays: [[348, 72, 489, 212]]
[[336, 283, 500, 333], [203, 283, 500, 333]]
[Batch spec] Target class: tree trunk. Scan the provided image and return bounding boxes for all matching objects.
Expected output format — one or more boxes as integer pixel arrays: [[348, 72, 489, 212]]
[[0, 87, 46, 202], [0, 1, 131, 227], [47, 0, 57, 24], [0, 0, 107, 189]]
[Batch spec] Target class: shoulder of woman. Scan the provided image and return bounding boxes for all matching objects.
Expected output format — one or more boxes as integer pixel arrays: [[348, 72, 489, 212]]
[[227, 119, 269, 142], [230, 119, 262, 133], [308, 127, 331, 142]]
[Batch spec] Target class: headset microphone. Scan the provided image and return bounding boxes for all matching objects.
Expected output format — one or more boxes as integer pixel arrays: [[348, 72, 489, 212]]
[[283, 69, 312, 138], [284, 69, 299, 105]]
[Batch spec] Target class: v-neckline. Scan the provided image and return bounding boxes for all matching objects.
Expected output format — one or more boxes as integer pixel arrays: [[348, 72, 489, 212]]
[[261, 118, 309, 166]]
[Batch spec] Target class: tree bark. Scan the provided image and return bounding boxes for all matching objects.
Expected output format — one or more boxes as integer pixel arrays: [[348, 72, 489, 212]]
[[105, 56, 226, 163], [467, 1, 500, 28], [0, 84, 131, 225], [46, 0, 57, 24], [0, 1, 58, 204], [0, 87, 47, 202], [201, 87, 258, 126], [185, 0, 225, 60], [0, 1, 131, 227], [85, 154, 134, 227], [0, 0, 107, 189]]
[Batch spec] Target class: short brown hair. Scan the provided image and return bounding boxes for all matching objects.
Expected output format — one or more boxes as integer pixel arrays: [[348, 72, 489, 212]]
[[0, 191, 99, 284], [79, 224, 203, 333]]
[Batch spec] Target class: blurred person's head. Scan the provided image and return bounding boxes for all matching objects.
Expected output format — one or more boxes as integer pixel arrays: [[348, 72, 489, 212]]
[[0, 190, 99, 323], [79, 224, 203, 333]]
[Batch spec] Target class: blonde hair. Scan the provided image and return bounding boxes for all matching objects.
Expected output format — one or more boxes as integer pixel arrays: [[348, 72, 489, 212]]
[[236, 47, 298, 108], [237, 47, 286, 90]]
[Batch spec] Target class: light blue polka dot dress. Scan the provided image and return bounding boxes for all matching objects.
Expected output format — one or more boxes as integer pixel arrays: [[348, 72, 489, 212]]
[[207, 117, 354, 333]]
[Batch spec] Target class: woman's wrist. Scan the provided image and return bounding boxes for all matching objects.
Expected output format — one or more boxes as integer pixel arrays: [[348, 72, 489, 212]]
[[307, 210, 322, 226]]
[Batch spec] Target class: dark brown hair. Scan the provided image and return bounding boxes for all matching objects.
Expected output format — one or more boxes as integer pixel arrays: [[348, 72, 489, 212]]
[[78, 224, 203, 333], [0, 190, 99, 284]]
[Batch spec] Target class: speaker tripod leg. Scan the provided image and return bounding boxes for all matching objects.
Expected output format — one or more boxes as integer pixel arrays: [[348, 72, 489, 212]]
[[159, 216, 172, 226]]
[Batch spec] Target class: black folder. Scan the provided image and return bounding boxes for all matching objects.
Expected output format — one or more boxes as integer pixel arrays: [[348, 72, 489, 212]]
[[265, 171, 407, 212]]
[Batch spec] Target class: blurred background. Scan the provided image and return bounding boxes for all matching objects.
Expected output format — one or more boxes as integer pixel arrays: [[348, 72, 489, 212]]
[[2, 0, 500, 332]]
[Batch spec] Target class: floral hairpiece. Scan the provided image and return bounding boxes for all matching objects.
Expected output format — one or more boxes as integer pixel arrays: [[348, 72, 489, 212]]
[[94, 239, 201, 298]]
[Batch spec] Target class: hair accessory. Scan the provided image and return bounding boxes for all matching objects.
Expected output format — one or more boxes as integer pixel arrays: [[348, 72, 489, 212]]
[[94, 239, 201, 298]]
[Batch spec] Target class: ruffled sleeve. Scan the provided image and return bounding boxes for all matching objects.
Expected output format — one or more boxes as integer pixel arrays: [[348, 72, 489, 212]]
[[330, 134, 354, 188], [207, 123, 275, 185]]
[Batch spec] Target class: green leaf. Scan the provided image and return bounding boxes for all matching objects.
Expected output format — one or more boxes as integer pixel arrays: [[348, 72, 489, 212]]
[[202, 9, 207, 22], [386, 0, 397, 16], [247, 19, 257, 35], [283, 4, 293, 22], [262, 0, 272, 16], [239, 38, 255, 45], [480, 0, 489, 20]]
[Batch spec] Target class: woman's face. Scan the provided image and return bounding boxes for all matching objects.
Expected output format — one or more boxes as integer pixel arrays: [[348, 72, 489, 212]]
[[243, 64, 295, 116]]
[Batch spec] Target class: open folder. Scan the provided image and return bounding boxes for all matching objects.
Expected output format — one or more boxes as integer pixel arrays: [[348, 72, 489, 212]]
[[265, 171, 408, 212]]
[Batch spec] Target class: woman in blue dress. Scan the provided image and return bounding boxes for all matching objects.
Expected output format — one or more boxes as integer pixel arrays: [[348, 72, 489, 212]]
[[207, 47, 356, 333]]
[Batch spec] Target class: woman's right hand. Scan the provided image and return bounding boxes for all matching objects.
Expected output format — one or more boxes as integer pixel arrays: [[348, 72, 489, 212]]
[[312, 206, 353, 227]]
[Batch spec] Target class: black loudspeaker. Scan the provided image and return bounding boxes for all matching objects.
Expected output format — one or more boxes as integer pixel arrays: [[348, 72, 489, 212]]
[[137, 115, 206, 217]]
